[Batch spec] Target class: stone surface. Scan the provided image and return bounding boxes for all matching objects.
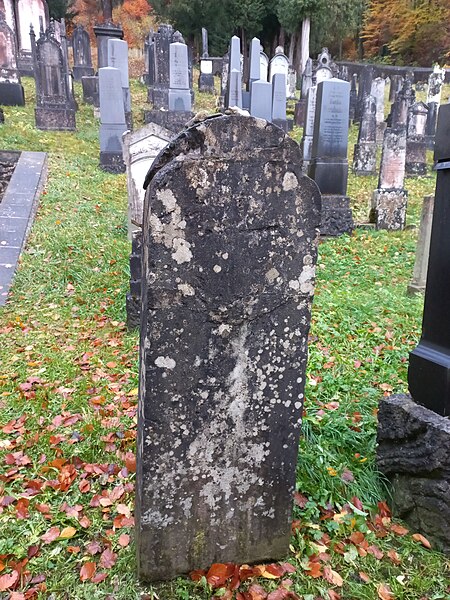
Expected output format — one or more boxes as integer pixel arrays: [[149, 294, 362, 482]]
[[269, 48, 290, 98], [136, 114, 321, 581], [249, 80, 271, 121], [143, 109, 192, 133], [259, 51, 268, 82], [300, 86, 317, 168], [355, 65, 373, 123], [81, 75, 99, 106], [272, 73, 287, 130], [93, 21, 123, 70], [377, 394, 450, 555], [389, 74, 403, 102], [408, 195, 434, 295], [168, 41, 191, 112], [371, 77, 386, 143], [198, 59, 215, 94], [248, 37, 260, 88], [15, 0, 48, 75], [378, 127, 407, 189], [427, 66, 445, 105], [98, 67, 126, 173], [0, 11, 25, 106], [72, 24, 94, 80], [406, 102, 428, 176], [353, 94, 377, 175], [371, 188, 408, 230]]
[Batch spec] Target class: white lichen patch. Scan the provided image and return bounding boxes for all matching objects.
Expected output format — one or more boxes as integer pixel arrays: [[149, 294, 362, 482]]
[[154, 356, 176, 369], [282, 172, 298, 191], [172, 238, 193, 264], [265, 267, 279, 283], [178, 282, 195, 296], [213, 265, 222, 273], [288, 264, 316, 294]]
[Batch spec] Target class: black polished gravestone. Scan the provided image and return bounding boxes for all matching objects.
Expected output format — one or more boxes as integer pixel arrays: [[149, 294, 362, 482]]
[[136, 114, 321, 581], [408, 104, 450, 417]]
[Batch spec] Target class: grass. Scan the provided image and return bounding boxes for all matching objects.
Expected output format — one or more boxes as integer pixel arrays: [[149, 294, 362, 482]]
[[0, 76, 449, 599]]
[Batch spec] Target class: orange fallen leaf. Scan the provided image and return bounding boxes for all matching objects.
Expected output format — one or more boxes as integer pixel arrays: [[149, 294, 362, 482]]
[[59, 526, 77, 539], [387, 549, 401, 565], [412, 533, 431, 549], [359, 571, 371, 583], [323, 566, 343, 587], [0, 570, 19, 591], [391, 524, 409, 536], [377, 583, 394, 600], [118, 533, 130, 547], [80, 561, 96, 582], [306, 561, 322, 578]]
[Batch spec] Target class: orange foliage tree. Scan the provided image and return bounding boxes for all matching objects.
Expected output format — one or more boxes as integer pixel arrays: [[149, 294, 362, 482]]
[[362, 0, 450, 65], [114, 0, 156, 47]]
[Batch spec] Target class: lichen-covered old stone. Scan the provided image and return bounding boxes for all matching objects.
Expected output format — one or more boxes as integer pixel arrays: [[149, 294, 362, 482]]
[[136, 114, 321, 581], [377, 394, 450, 555]]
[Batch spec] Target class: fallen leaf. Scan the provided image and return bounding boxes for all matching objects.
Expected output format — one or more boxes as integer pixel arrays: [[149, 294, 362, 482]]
[[59, 526, 77, 539], [118, 533, 130, 547], [359, 571, 371, 583], [247, 584, 268, 600], [293, 492, 308, 508], [377, 583, 394, 600], [206, 563, 235, 588], [80, 562, 96, 582], [0, 570, 19, 591], [306, 561, 322, 578], [323, 567, 343, 587], [100, 547, 117, 569], [92, 572, 108, 583], [412, 533, 431, 549], [391, 524, 409, 536], [367, 545, 384, 560], [41, 527, 60, 544], [387, 549, 401, 565]]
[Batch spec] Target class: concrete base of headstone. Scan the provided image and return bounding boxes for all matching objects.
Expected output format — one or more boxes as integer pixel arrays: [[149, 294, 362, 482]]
[[353, 142, 377, 175], [99, 152, 126, 174], [73, 65, 95, 81], [81, 76, 99, 106], [168, 89, 191, 112], [150, 85, 169, 109], [35, 107, 76, 131], [407, 282, 425, 295], [371, 188, 408, 230], [309, 159, 348, 197], [320, 195, 354, 237], [144, 109, 193, 134], [376, 122, 386, 144], [0, 82, 25, 106], [199, 73, 215, 94], [294, 99, 306, 127], [406, 140, 427, 176], [377, 394, 450, 555]]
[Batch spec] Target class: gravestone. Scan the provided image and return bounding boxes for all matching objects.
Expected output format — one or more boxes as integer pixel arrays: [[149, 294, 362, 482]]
[[339, 65, 349, 81], [226, 36, 242, 108], [427, 65, 445, 105], [81, 76, 99, 106], [314, 48, 335, 84], [108, 38, 132, 130], [308, 78, 353, 236], [370, 127, 407, 230], [56, 18, 76, 112], [408, 103, 450, 416], [249, 79, 271, 121], [425, 101, 438, 150], [389, 74, 403, 102], [406, 101, 428, 176], [272, 73, 287, 131], [355, 65, 373, 123], [168, 41, 192, 112], [72, 24, 94, 81], [136, 113, 321, 581], [15, 0, 49, 75], [248, 37, 260, 90], [352, 94, 377, 175], [269, 46, 289, 98], [294, 57, 312, 127], [219, 51, 229, 106], [93, 21, 123, 70], [198, 30, 214, 94], [288, 66, 297, 99], [31, 24, 75, 130], [407, 194, 434, 295], [0, 11, 25, 106], [349, 73, 357, 121], [371, 77, 386, 142], [300, 85, 317, 171], [390, 78, 415, 128], [98, 66, 126, 173], [259, 51, 268, 82]]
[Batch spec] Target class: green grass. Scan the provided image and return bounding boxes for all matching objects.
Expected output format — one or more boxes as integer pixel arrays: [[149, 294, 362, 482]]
[[0, 77, 449, 599]]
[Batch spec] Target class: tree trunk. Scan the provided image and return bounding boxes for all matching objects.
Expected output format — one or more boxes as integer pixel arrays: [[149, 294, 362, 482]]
[[278, 27, 285, 51], [294, 28, 302, 74], [300, 18, 310, 73], [288, 31, 297, 64]]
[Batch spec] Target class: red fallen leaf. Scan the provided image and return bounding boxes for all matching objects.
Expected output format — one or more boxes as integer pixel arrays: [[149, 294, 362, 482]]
[[86, 541, 102, 556], [265, 564, 287, 578], [27, 546, 39, 559], [41, 527, 60, 544], [100, 548, 117, 569], [29, 574, 46, 584], [35, 503, 52, 517], [377, 583, 394, 600], [124, 452, 136, 473], [206, 563, 235, 588], [79, 515, 91, 528], [377, 501, 391, 518], [387, 550, 401, 566], [412, 533, 432, 549], [80, 562, 96, 582], [239, 565, 262, 581], [116, 504, 131, 517], [280, 563, 296, 574], [323, 566, 343, 587], [349, 532, 365, 545], [190, 569, 206, 582], [0, 496, 15, 507], [391, 523, 408, 536], [267, 589, 289, 600], [0, 570, 19, 591], [367, 545, 384, 560], [306, 561, 322, 578], [58, 464, 77, 491], [350, 496, 364, 511], [67, 546, 81, 554], [16, 498, 30, 519], [328, 591, 341, 600], [291, 520, 301, 532], [293, 492, 308, 508], [106, 362, 117, 369], [9, 592, 25, 599], [118, 534, 130, 547], [78, 480, 90, 493], [92, 572, 108, 584], [247, 584, 268, 600], [359, 571, 371, 583]]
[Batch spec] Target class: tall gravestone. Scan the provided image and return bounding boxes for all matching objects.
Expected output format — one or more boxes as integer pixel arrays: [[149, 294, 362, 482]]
[[407, 194, 434, 295], [272, 72, 287, 131], [0, 10, 25, 105], [390, 78, 415, 128], [136, 114, 321, 581], [259, 51, 268, 82], [294, 57, 312, 127], [72, 24, 94, 81], [353, 94, 377, 175], [198, 27, 214, 94], [371, 127, 407, 230], [249, 79, 271, 121], [98, 66, 126, 173], [148, 24, 172, 109], [15, 0, 49, 75], [355, 65, 373, 123], [406, 101, 428, 176], [225, 36, 242, 109], [425, 66, 445, 150], [300, 85, 317, 171], [31, 24, 76, 131], [93, 18, 123, 71], [168, 41, 192, 112], [371, 77, 386, 142], [248, 37, 260, 90], [108, 38, 132, 130], [269, 46, 290, 99], [308, 78, 353, 236], [349, 73, 358, 121], [389, 74, 403, 102]]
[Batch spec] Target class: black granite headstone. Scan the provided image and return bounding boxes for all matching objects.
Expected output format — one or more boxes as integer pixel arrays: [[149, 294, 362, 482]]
[[408, 104, 450, 417], [136, 114, 321, 581]]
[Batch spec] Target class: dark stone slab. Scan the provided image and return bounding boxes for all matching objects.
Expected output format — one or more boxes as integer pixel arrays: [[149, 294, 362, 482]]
[[93, 21, 124, 70], [353, 94, 377, 175], [377, 394, 450, 554], [143, 109, 193, 134], [0, 82, 25, 106], [320, 195, 353, 236], [35, 107, 76, 131], [136, 114, 321, 581], [72, 24, 94, 81], [294, 99, 306, 127], [81, 76, 99, 106]]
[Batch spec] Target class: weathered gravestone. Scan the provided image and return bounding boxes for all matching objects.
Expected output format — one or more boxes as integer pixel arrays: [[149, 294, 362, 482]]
[[225, 36, 242, 109], [72, 24, 94, 81], [389, 74, 403, 103], [300, 85, 316, 171], [272, 72, 287, 131], [355, 65, 373, 123], [0, 11, 25, 106], [136, 114, 321, 580], [407, 194, 434, 295], [269, 46, 289, 98], [198, 27, 215, 94], [405, 101, 428, 176], [108, 38, 132, 130], [371, 127, 407, 230], [147, 24, 171, 109], [98, 66, 126, 173], [353, 94, 377, 175], [349, 73, 357, 121], [15, 0, 49, 75], [249, 79, 271, 121], [390, 77, 415, 128], [31, 24, 76, 131], [308, 78, 353, 236], [168, 41, 191, 112], [93, 16, 123, 71], [248, 37, 261, 90], [294, 57, 312, 127], [371, 77, 386, 143], [259, 50, 268, 82]]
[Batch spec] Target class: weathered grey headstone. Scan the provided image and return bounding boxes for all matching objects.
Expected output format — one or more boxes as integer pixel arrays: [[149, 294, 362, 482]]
[[349, 73, 357, 121], [259, 51, 268, 82], [136, 114, 321, 581], [272, 73, 287, 131], [108, 38, 132, 129], [248, 37, 260, 89], [371, 127, 408, 229], [427, 65, 445, 105], [308, 78, 353, 236], [355, 65, 373, 123], [425, 101, 438, 149], [0, 10, 25, 106], [314, 48, 336, 83], [269, 46, 290, 98], [371, 77, 386, 143], [249, 79, 271, 121], [294, 58, 312, 127], [226, 36, 242, 108], [201, 27, 208, 58], [353, 94, 377, 175], [390, 78, 415, 128], [72, 24, 93, 80], [81, 75, 99, 106], [93, 21, 123, 70], [31, 24, 75, 130], [15, 0, 49, 76], [407, 194, 434, 295], [168, 41, 191, 112], [300, 85, 317, 169], [389, 74, 403, 102], [148, 24, 172, 109], [288, 65, 297, 99], [406, 101, 428, 176], [198, 57, 215, 94], [98, 66, 126, 173]]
